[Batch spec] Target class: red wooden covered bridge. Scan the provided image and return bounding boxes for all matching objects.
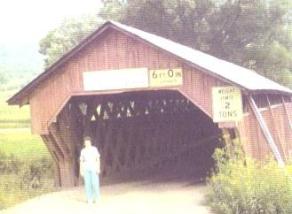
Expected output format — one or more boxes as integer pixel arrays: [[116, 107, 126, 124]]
[[8, 21, 292, 187]]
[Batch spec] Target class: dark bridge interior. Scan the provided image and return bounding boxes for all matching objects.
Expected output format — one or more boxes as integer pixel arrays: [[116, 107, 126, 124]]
[[56, 90, 222, 185]]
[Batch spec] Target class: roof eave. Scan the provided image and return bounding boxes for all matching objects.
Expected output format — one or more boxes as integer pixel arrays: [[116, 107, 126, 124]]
[[7, 21, 113, 106], [7, 21, 292, 106], [248, 89, 292, 96], [109, 24, 292, 96]]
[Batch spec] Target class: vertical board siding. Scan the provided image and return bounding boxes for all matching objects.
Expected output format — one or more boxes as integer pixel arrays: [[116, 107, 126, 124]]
[[28, 27, 292, 163], [237, 116, 251, 156], [30, 30, 189, 134], [181, 66, 229, 117], [241, 104, 292, 160]]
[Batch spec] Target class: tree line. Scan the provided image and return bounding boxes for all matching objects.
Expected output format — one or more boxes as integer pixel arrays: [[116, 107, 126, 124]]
[[39, 0, 292, 87]]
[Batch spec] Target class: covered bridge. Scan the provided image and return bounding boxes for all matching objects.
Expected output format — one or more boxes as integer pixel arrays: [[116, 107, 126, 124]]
[[8, 21, 292, 187]]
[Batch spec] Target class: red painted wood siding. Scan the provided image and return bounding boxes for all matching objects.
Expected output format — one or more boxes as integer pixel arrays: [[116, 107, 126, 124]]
[[29, 29, 187, 134], [239, 103, 292, 160], [28, 27, 292, 162], [30, 28, 230, 134]]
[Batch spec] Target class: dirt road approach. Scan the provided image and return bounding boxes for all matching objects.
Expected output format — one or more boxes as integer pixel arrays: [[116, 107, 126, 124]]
[[2, 180, 213, 214]]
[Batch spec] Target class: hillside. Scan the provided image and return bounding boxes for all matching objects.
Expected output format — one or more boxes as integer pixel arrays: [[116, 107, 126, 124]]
[[0, 41, 43, 91]]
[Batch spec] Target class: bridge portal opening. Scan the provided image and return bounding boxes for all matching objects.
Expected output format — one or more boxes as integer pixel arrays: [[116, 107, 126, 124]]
[[54, 90, 224, 186]]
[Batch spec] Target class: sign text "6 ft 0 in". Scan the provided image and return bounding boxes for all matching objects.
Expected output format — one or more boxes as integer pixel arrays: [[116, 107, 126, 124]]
[[149, 68, 183, 87]]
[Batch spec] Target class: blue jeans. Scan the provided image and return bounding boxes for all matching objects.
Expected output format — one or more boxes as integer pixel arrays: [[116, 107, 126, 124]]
[[84, 169, 100, 202]]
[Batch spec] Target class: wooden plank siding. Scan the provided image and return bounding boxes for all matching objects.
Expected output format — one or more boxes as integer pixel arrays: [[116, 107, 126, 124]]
[[179, 66, 230, 118], [29, 28, 228, 134], [27, 27, 292, 163], [238, 103, 292, 160]]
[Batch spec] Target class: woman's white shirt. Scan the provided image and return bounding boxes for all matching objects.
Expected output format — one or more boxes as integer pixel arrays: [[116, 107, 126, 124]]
[[80, 146, 100, 172]]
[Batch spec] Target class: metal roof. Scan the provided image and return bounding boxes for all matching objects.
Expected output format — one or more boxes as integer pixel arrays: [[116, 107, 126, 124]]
[[111, 21, 292, 94], [7, 21, 292, 105]]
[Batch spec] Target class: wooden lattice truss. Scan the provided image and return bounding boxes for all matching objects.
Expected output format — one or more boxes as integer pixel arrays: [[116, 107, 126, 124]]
[[41, 90, 221, 187]]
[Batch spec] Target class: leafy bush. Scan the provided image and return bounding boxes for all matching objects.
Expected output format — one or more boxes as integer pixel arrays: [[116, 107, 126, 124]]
[[0, 128, 55, 210], [207, 141, 292, 214], [0, 150, 20, 174], [20, 157, 54, 190], [0, 151, 54, 210]]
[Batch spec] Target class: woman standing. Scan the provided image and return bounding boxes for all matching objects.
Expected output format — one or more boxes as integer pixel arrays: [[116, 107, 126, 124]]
[[80, 136, 100, 204]]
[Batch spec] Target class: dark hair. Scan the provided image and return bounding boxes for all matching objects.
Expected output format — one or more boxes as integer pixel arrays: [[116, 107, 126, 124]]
[[83, 136, 92, 142]]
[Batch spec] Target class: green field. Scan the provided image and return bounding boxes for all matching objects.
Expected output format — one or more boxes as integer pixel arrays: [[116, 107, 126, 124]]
[[0, 90, 30, 128], [0, 90, 50, 159], [0, 128, 53, 210], [0, 90, 54, 210], [0, 128, 50, 160], [0, 89, 50, 160]]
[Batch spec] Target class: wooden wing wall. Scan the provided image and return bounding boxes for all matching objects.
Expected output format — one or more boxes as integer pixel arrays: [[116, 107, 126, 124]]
[[238, 102, 292, 161]]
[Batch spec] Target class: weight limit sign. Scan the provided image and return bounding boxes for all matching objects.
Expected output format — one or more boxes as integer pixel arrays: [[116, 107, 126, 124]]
[[212, 86, 243, 123]]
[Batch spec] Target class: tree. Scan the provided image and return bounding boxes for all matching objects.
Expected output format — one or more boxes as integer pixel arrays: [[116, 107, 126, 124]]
[[39, 15, 103, 66], [100, 0, 292, 87], [207, 0, 292, 80], [39, 0, 292, 87], [100, 0, 214, 49]]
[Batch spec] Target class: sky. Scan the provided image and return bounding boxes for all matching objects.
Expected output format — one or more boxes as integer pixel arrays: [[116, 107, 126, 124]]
[[0, 0, 103, 45]]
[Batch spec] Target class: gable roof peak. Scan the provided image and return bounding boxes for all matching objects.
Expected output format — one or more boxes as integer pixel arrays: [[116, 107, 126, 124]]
[[7, 20, 292, 105]]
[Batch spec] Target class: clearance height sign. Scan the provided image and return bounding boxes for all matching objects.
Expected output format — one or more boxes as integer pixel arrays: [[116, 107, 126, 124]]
[[83, 68, 183, 91], [149, 68, 183, 87], [212, 86, 243, 122]]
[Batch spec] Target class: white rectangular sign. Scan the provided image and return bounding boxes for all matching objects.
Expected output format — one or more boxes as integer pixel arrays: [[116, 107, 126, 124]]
[[83, 68, 149, 91], [212, 86, 243, 122], [149, 68, 183, 87]]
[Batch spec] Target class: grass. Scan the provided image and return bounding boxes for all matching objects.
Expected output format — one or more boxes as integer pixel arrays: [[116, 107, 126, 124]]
[[0, 128, 54, 210], [0, 121, 30, 129], [0, 89, 47, 160], [0, 128, 50, 160], [0, 90, 30, 128], [0, 174, 54, 210], [0, 90, 54, 210], [0, 74, 57, 209]]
